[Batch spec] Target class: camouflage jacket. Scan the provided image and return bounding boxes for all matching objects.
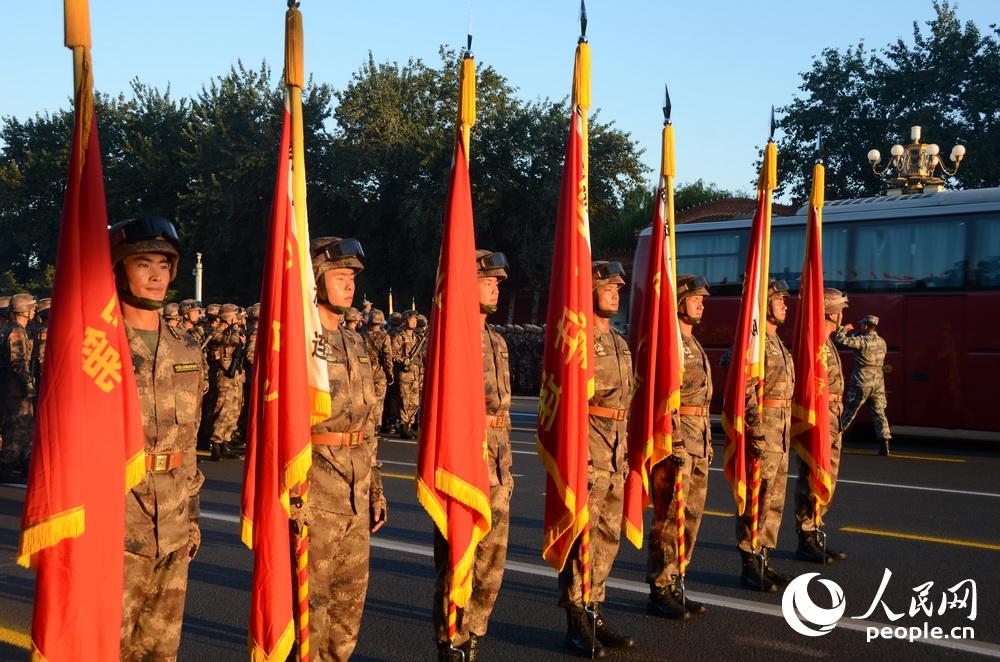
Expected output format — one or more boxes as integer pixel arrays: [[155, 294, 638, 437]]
[[675, 332, 713, 457], [825, 335, 845, 429], [362, 327, 394, 387], [245, 320, 258, 366], [206, 325, 244, 373], [745, 332, 795, 452], [309, 327, 377, 516], [28, 319, 48, 380], [589, 328, 633, 473], [483, 326, 513, 485], [0, 321, 34, 398], [833, 327, 887, 388], [125, 321, 206, 558], [392, 331, 425, 383]]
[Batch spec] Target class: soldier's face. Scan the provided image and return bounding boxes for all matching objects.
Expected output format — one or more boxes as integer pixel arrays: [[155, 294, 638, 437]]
[[770, 295, 788, 323], [684, 295, 705, 321], [595, 283, 620, 315], [479, 276, 500, 309], [346, 320, 359, 330], [406, 316, 418, 330], [187, 310, 203, 323], [323, 268, 356, 309], [124, 253, 170, 302]]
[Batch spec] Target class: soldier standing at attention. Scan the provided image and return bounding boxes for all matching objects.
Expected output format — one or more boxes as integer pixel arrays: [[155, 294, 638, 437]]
[[795, 289, 850, 564], [736, 279, 795, 592], [344, 307, 363, 332], [560, 261, 635, 658], [29, 297, 51, 396], [109, 217, 206, 661], [179, 299, 205, 344], [433, 250, 514, 662], [392, 310, 425, 439], [206, 304, 244, 461], [836, 314, 892, 456], [361, 309, 393, 437], [300, 236, 387, 662], [0, 293, 37, 482], [647, 275, 712, 619], [162, 302, 181, 328]]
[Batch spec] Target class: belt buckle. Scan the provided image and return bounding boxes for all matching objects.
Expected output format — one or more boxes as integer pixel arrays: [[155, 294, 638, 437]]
[[153, 453, 169, 472], [616, 409, 626, 421], [350, 431, 361, 446]]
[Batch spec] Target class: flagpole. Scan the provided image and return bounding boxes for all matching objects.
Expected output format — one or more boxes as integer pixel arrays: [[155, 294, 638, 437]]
[[284, 4, 311, 659]]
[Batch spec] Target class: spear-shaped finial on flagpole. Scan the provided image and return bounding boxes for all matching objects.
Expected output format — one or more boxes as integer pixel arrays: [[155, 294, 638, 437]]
[[769, 105, 777, 141], [663, 84, 672, 125], [579, 0, 588, 41], [815, 132, 823, 164]]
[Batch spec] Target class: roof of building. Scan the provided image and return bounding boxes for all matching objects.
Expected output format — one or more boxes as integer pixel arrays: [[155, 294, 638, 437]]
[[676, 197, 797, 224]]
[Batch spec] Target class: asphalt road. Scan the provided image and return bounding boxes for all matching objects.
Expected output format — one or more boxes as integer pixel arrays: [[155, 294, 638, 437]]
[[2, 395, 999, 661]]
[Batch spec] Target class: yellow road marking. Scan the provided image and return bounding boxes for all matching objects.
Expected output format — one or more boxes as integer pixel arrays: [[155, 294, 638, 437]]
[[512, 426, 535, 432], [0, 626, 30, 651], [843, 450, 965, 463], [841, 526, 1000, 551], [382, 471, 414, 480], [705, 510, 734, 518]]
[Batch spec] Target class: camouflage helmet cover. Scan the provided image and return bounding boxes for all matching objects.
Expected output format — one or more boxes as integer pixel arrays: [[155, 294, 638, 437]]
[[219, 303, 239, 323], [592, 261, 626, 288], [108, 217, 182, 281], [310, 236, 365, 279], [823, 288, 849, 314], [475, 249, 509, 281], [344, 307, 363, 322], [860, 314, 880, 327], [370, 309, 386, 324], [162, 302, 181, 319], [10, 293, 37, 313], [677, 274, 710, 299]]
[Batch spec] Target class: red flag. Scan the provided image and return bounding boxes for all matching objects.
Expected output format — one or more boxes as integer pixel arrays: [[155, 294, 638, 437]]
[[537, 90, 595, 570], [415, 127, 491, 609], [722, 142, 777, 516], [622, 122, 683, 548], [17, 31, 145, 661], [240, 102, 314, 661], [791, 162, 833, 509]]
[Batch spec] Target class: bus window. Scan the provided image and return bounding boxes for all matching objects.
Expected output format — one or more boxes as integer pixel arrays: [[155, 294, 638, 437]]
[[971, 216, 1000, 287], [769, 227, 806, 289], [848, 219, 966, 290], [676, 229, 745, 294], [822, 225, 849, 289]]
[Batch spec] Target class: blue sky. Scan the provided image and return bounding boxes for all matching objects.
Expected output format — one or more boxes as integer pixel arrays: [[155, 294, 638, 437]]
[[2, 1, 994, 201]]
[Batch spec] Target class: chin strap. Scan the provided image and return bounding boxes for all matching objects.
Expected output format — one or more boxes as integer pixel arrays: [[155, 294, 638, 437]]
[[118, 288, 163, 311], [480, 304, 497, 315]]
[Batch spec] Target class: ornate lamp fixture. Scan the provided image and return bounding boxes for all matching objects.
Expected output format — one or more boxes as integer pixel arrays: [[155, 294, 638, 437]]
[[867, 126, 966, 195]]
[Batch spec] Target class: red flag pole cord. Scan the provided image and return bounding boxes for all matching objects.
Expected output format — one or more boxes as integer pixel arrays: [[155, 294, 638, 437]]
[[674, 466, 687, 619], [294, 522, 311, 662]]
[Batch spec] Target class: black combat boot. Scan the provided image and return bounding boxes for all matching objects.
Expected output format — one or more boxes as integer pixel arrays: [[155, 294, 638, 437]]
[[822, 537, 847, 561], [668, 575, 707, 615], [461, 634, 480, 662], [211, 442, 238, 461], [762, 548, 792, 587], [400, 424, 416, 440], [592, 603, 634, 649], [878, 438, 891, 456], [648, 584, 688, 619], [436, 642, 465, 662], [565, 606, 606, 658], [739, 549, 776, 592], [0, 463, 24, 484], [796, 531, 832, 564]]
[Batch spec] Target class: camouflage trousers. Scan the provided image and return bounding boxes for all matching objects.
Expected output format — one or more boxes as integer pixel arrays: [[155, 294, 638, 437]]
[[841, 381, 891, 440], [210, 378, 244, 444], [121, 548, 190, 662], [396, 379, 421, 427], [736, 448, 789, 553], [795, 403, 844, 533], [559, 468, 624, 607], [0, 396, 34, 467], [433, 480, 513, 645], [647, 449, 712, 587], [308, 507, 371, 662], [372, 380, 388, 432]]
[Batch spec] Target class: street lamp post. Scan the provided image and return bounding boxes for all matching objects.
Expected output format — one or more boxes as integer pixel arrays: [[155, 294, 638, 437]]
[[866, 125, 966, 195]]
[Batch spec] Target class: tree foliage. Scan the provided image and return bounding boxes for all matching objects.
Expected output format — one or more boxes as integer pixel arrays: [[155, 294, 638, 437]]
[[778, 1, 999, 203]]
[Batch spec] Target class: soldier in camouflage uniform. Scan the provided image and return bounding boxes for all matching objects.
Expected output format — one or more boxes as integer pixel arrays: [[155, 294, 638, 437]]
[[736, 279, 795, 592], [795, 289, 850, 564], [433, 251, 514, 662], [361, 309, 393, 436], [560, 261, 635, 658], [344, 307, 363, 331], [297, 236, 387, 662], [29, 297, 51, 394], [836, 314, 892, 456], [0, 293, 37, 482], [206, 303, 245, 461], [392, 310, 425, 439], [179, 299, 206, 344], [163, 302, 181, 328], [109, 217, 206, 661], [648, 275, 712, 619]]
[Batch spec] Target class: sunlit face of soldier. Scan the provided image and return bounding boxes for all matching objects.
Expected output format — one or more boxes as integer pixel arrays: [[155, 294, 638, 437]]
[[123, 253, 171, 304], [594, 283, 620, 318], [405, 315, 418, 330], [322, 267, 356, 310], [769, 294, 788, 325], [185, 309, 203, 324], [479, 276, 500, 313], [681, 294, 705, 324]]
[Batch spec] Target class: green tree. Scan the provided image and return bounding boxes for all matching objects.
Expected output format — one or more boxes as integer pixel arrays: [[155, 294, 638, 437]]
[[778, 1, 999, 203]]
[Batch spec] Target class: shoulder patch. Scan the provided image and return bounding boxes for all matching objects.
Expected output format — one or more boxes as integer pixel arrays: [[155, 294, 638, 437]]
[[173, 363, 200, 373], [358, 355, 370, 363]]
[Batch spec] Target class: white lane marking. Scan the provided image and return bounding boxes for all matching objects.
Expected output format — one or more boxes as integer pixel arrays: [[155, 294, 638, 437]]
[[199, 510, 1000, 659]]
